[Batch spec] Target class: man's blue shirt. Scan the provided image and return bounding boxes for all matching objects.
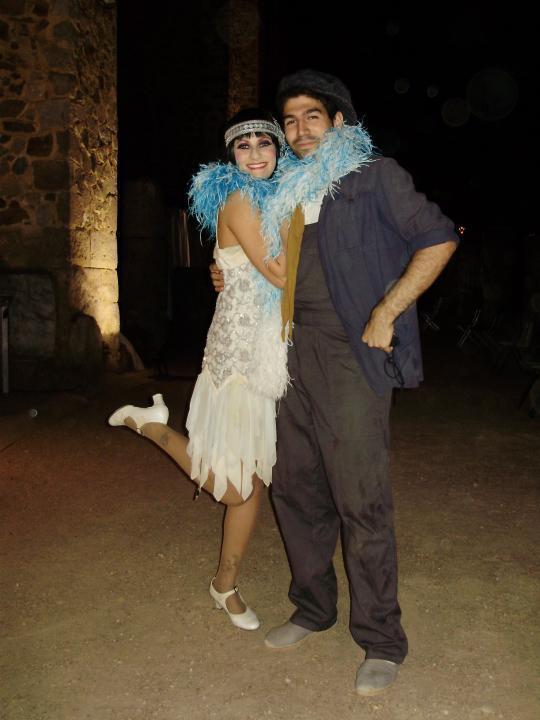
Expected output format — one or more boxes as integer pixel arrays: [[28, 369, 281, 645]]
[[317, 156, 459, 396]]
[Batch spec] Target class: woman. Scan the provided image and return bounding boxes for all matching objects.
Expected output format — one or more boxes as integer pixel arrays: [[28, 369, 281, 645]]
[[108, 108, 288, 631]]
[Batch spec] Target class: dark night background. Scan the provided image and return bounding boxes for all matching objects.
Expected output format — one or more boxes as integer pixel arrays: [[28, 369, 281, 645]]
[[118, 1, 537, 230], [115, 1, 540, 374]]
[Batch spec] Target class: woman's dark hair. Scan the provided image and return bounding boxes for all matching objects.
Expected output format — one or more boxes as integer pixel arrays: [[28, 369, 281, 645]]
[[223, 107, 281, 164], [275, 88, 340, 123]]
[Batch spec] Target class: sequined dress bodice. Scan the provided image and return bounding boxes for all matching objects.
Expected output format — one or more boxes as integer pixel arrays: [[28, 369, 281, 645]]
[[202, 243, 262, 388]]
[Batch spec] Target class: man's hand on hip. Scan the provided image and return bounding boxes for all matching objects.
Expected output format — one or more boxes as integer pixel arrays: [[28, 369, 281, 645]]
[[362, 241, 458, 352], [362, 306, 395, 354]]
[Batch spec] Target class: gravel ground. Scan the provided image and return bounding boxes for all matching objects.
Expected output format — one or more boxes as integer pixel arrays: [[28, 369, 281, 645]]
[[1, 340, 539, 720]]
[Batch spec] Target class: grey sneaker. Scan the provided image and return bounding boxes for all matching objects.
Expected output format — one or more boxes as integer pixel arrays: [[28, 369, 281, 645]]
[[355, 659, 399, 696], [264, 621, 314, 649]]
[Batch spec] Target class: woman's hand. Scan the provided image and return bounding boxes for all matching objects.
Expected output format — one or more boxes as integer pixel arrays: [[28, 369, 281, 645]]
[[267, 250, 286, 278]]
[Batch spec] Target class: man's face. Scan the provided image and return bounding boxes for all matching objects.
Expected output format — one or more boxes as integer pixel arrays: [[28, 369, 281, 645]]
[[282, 95, 344, 158]]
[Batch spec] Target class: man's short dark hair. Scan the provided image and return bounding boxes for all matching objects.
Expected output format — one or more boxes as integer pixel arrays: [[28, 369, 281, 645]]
[[276, 87, 341, 123]]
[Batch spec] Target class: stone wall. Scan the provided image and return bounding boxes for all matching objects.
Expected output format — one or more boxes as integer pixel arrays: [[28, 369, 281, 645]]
[[0, 0, 118, 388]]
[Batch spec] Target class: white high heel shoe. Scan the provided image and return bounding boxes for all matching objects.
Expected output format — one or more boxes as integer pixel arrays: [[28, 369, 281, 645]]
[[209, 578, 260, 631], [108, 393, 169, 433]]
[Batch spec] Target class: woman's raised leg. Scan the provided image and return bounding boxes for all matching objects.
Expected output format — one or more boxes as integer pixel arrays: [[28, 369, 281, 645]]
[[131, 419, 245, 505]]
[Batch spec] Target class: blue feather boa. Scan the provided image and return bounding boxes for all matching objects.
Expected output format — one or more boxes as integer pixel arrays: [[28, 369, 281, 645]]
[[261, 123, 375, 256], [187, 123, 375, 317], [188, 161, 282, 315], [187, 162, 278, 245]]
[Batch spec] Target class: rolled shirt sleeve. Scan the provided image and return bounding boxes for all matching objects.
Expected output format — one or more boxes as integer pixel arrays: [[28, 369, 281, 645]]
[[377, 157, 460, 252]]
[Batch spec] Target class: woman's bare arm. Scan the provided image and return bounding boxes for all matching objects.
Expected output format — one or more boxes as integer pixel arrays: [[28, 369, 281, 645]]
[[220, 192, 286, 289]]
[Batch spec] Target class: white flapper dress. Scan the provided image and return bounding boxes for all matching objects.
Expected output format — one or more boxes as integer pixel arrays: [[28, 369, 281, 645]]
[[186, 243, 281, 502]]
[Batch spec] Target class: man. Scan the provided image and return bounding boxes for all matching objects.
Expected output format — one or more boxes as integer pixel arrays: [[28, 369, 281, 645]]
[[212, 69, 458, 695]]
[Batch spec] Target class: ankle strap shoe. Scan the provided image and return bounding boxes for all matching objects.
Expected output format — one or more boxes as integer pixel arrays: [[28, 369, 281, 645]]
[[108, 393, 169, 432], [209, 578, 260, 631]]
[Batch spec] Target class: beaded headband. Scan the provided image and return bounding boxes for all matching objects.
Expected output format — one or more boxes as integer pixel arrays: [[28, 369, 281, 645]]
[[224, 119, 284, 147]]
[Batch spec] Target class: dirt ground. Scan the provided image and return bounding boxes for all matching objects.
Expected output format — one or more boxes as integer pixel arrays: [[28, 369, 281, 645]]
[[1, 337, 539, 720]]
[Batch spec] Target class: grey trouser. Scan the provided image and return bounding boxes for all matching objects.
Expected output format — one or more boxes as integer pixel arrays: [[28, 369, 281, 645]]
[[272, 320, 408, 662]]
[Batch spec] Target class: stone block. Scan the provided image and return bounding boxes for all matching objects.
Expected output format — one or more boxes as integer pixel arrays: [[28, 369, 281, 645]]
[[37, 98, 69, 130], [12, 156, 28, 174], [98, 193, 117, 229], [99, 174, 117, 197], [52, 20, 78, 42], [32, 159, 69, 190], [44, 45, 74, 72], [1, 174, 23, 197], [0, 226, 22, 260], [27, 133, 53, 156], [9, 82, 24, 96], [25, 191, 42, 206], [70, 266, 119, 311], [49, 0, 72, 16], [0, 228, 65, 267], [56, 129, 69, 154], [49, 71, 76, 96], [0, 272, 55, 357], [87, 301, 120, 340], [70, 230, 92, 265], [0, 99, 26, 117], [90, 230, 117, 270], [3, 120, 35, 133], [25, 78, 47, 102], [32, 1, 50, 17], [1, 1, 26, 15], [11, 137, 27, 154], [57, 190, 69, 223], [70, 192, 86, 227], [0, 60, 16, 72], [0, 201, 29, 225], [7, 47, 33, 70], [41, 226, 70, 265], [1, 238, 36, 267], [36, 202, 56, 226]]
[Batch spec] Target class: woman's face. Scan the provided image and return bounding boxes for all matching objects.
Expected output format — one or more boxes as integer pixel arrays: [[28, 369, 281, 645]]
[[233, 133, 277, 179]]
